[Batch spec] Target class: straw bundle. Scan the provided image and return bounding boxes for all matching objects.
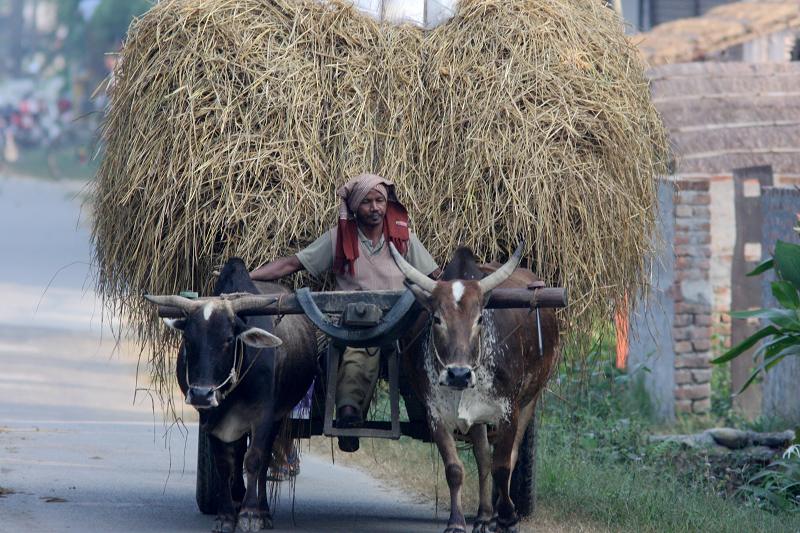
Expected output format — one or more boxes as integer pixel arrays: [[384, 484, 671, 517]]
[[93, 0, 667, 395]]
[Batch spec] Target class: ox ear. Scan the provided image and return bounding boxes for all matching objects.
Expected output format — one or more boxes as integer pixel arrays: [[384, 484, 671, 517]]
[[163, 318, 187, 331], [238, 327, 283, 349]]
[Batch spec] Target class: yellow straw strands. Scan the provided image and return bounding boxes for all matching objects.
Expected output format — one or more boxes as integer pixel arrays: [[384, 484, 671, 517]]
[[93, 0, 668, 393]]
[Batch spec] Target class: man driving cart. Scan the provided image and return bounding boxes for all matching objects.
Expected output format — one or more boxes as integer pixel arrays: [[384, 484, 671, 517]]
[[250, 172, 440, 452]]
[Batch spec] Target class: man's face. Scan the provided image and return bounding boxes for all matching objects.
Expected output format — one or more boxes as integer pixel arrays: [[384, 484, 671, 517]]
[[355, 188, 387, 228]]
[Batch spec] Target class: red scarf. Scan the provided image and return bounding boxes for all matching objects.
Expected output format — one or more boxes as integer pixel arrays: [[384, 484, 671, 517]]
[[334, 202, 409, 276]]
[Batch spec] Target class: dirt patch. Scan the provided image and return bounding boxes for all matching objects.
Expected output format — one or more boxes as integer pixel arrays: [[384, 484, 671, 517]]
[[0, 487, 16, 498]]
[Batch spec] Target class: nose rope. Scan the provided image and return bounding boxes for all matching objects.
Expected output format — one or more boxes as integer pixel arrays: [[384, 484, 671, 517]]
[[185, 339, 259, 402]]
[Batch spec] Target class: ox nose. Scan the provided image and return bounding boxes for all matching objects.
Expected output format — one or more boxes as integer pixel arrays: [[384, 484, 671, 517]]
[[186, 386, 219, 409], [443, 366, 474, 390]]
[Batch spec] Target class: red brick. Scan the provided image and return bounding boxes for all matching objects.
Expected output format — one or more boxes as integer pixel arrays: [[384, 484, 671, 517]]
[[675, 384, 710, 401], [691, 369, 713, 383], [693, 206, 711, 218], [673, 327, 691, 341], [676, 354, 711, 368], [675, 257, 691, 269], [675, 302, 711, 314], [691, 327, 711, 340], [674, 341, 693, 353], [675, 399, 693, 414], [674, 314, 692, 327], [690, 193, 711, 205], [674, 235, 690, 245], [675, 369, 693, 385], [692, 398, 711, 414], [695, 314, 712, 326], [675, 205, 693, 218], [692, 339, 712, 352]]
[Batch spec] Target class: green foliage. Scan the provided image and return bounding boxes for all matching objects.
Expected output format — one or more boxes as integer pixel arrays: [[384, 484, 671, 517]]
[[55, 0, 151, 79], [713, 240, 800, 393], [738, 446, 800, 513], [540, 334, 800, 529]]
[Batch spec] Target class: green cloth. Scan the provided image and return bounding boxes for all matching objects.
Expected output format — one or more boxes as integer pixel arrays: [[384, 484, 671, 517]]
[[296, 228, 438, 278], [336, 346, 381, 412]]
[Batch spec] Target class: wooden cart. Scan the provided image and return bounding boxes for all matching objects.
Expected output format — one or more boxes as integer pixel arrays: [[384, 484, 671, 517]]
[[156, 284, 566, 517]]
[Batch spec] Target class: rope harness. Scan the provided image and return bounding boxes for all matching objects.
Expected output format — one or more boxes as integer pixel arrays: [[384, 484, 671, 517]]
[[184, 337, 264, 402], [426, 304, 545, 376], [426, 311, 487, 374]]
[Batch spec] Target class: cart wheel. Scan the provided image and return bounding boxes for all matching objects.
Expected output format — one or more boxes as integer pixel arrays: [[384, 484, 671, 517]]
[[509, 411, 537, 517], [196, 424, 220, 515]]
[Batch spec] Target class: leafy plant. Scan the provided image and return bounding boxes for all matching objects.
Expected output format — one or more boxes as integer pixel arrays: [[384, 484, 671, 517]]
[[737, 445, 800, 513], [712, 240, 800, 392]]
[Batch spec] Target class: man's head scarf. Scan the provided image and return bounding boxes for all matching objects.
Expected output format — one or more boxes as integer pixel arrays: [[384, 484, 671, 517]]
[[334, 173, 410, 276]]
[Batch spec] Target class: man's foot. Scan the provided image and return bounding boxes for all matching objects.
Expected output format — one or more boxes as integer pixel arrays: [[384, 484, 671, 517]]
[[337, 405, 362, 452], [337, 405, 363, 426]]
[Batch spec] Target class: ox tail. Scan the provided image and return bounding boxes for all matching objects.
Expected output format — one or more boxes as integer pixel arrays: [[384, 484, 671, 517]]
[[265, 417, 302, 521]]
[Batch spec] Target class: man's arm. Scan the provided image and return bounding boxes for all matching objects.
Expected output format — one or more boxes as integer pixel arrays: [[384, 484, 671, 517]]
[[249, 255, 304, 281], [407, 233, 441, 279]]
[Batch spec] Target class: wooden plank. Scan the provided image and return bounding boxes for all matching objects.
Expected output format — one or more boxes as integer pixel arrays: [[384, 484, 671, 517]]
[[155, 287, 567, 318]]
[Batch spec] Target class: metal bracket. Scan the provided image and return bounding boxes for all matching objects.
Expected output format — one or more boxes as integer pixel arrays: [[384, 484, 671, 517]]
[[296, 287, 417, 347], [528, 281, 545, 357]]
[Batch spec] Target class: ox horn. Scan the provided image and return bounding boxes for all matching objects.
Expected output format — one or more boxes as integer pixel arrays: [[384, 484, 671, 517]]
[[222, 293, 275, 314], [143, 294, 203, 313], [389, 242, 437, 293], [478, 241, 525, 293]]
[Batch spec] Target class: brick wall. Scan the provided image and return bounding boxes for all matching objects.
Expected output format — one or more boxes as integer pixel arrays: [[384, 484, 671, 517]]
[[672, 180, 713, 414]]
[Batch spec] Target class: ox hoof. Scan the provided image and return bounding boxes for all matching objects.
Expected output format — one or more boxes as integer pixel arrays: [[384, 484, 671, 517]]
[[472, 520, 491, 533], [238, 510, 272, 531], [494, 516, 519, 533], [212, 515, 236, 533]]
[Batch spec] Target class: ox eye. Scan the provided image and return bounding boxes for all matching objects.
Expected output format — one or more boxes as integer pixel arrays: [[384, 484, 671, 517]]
[[476, 315, 483, 325], [432, 315, 442, 326]]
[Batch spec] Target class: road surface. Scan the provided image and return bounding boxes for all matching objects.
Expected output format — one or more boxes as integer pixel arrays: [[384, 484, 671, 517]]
[[0, 174, 443, 533]]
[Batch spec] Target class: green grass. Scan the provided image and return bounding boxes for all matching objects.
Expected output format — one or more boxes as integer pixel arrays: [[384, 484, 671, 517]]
[[537, 334, 800, 533], [538, 430, 799, 533]]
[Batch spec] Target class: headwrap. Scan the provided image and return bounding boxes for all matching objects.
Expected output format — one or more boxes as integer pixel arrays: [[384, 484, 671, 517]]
[[334, 173, 410, 276]]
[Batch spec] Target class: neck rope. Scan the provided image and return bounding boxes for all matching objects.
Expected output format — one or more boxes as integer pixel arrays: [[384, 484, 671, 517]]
[[185, 338, 262, 402]]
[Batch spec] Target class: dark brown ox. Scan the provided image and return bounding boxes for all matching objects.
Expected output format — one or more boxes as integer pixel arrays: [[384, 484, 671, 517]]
[[145, 258, 317, 533], [391, 244, 559, 533]]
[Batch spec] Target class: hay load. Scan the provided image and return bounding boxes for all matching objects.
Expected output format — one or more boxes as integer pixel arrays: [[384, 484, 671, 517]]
[[93, 0, 668, 389]]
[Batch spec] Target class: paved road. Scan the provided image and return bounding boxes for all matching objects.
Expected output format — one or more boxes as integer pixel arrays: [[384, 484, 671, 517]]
[[0, 175, 443, 533]]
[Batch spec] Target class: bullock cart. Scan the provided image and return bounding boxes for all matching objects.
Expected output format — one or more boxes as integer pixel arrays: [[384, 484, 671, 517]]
[[155, 283, 566, 517]]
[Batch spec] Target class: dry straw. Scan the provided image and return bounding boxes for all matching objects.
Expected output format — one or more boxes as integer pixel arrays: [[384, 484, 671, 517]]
[[93, 0, 668, 399]]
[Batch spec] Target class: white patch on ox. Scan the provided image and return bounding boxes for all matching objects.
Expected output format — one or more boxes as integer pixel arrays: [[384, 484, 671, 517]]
[[424, 311, 510, 434], [211, 404, 254, 443], [451, 281, 465, 305], [203, 302, 214, 321]]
